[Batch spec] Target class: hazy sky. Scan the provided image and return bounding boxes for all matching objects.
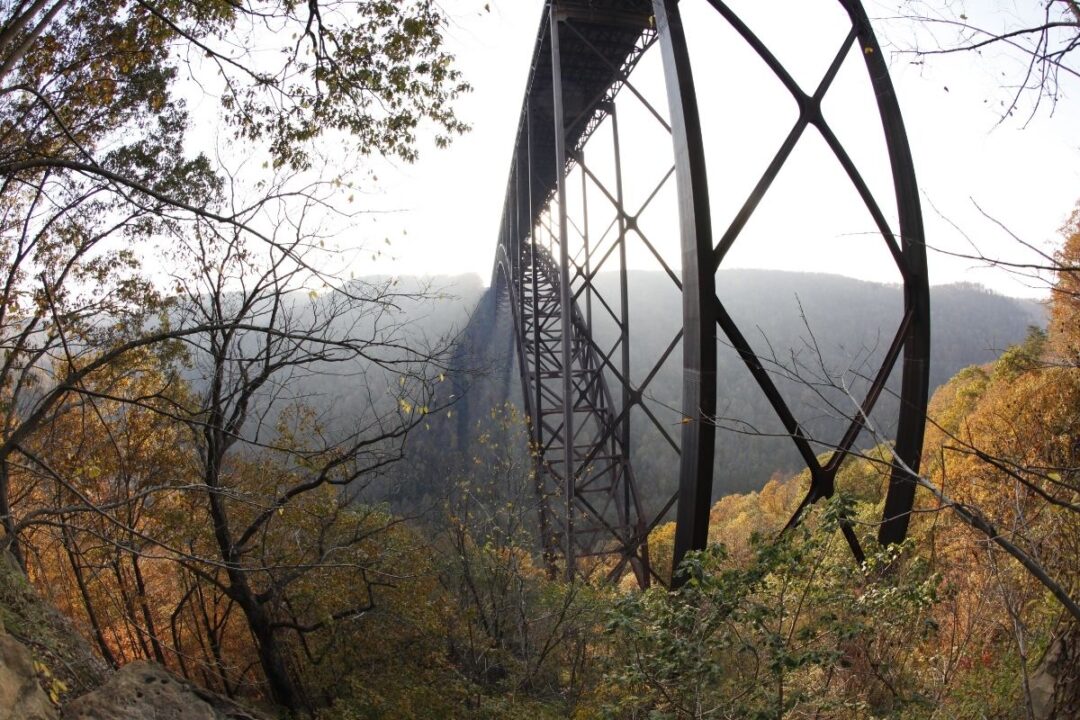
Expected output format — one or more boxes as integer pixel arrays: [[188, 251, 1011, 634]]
[[337, 0, 1080, 298]]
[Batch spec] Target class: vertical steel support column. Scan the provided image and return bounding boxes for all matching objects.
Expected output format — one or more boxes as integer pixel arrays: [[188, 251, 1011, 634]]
[[612, 107, 630, 457], [611, 108, 632, 531], [527, 104, 543, 445], [612, 105, 647, 588], [502, 183, 525, 411], [501, 186, 515, 402], [547, 208, 554, 254], [654, 0, 718, 587], [510, 172, 518, 288], [525, 103, 555, 574], [581, 150, 592, 331], [842, 0, 930, 547], [549, 2, 576, 580], [515, 165, 525, 363]]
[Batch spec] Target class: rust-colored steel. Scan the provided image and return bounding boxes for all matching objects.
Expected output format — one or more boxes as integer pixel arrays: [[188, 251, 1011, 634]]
[[478, 0, 930, 587]]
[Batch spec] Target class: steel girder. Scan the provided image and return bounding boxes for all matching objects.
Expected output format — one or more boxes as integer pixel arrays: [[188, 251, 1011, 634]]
[[485, 0, 930, 588]]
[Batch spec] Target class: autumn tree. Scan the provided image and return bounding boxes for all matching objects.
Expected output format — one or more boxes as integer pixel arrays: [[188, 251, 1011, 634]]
[[1049, 204, 1080, 362], [737, 200, 1080, 712], [9, 346, 190, 666], [0, 0, 469, 565], [930, 212, 1080, 712], [606, 502, 941, 719], [159, 206, 455, 709], [0, 0, 476, 713]]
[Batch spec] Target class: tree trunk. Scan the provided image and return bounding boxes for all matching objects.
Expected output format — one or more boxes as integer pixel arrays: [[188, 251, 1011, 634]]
[[194, 578, 234, 697], [130, 553, 167, 665], [0, 462, 25, 571], [231, 585, 302, 714], [202, 437, 303, 713], [111, 557, 150, 660], [61, 522, 119, 667]]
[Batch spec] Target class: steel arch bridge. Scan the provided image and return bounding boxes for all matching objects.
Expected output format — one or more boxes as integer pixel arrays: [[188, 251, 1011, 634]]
[[468, 0, 930, 588]]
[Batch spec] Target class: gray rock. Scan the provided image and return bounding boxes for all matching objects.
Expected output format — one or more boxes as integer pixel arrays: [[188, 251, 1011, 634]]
[[62, 661, 269, 720], [1030, 626, 1080, 720], [0, 549, 107, 702], [0, 627, 58, 720]]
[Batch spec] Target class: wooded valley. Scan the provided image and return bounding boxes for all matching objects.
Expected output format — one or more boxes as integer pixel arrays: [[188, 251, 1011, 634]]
[[0, 0, 1077, 718]]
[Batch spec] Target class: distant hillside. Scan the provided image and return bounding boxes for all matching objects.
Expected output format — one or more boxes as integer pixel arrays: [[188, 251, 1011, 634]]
[[411, 269, 1044, 514], [193, 269, 1043, 514]]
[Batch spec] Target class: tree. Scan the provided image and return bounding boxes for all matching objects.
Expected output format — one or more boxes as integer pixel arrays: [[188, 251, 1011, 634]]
[[701, 204, 1080, 712], [1049, 204, 1080, 362], [11, 346, 190, 669], [0, 0, 469, 567], [606, 504, 941, 719], [167, 214, 453, 710], [437, 404, 602, 708], [0, 0, 474, 711], [8, 204, 460, 711], [889, 0, 1080, 120]]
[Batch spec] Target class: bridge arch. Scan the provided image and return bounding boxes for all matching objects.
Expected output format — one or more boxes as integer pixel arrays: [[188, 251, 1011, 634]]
[[473, 0, 930, 587]]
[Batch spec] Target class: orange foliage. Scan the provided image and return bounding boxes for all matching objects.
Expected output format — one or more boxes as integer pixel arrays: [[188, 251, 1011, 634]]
[[1051, 204, 1080, 362]]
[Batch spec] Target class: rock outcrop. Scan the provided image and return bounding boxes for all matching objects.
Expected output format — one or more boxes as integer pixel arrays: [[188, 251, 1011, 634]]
[[0, 550, 107, 704], [0, 623, 57, 720], [2, 549, 269, 720], [62, 661, 269, 720], [1031, 626, 1080, 720]]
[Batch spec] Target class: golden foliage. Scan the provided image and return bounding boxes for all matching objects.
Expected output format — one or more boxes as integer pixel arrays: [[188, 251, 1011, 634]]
[[1051, 204, 1080, 362]]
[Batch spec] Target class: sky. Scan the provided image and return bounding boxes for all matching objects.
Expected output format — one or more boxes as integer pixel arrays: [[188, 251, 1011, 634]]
[[317, 1, 1080, 298]]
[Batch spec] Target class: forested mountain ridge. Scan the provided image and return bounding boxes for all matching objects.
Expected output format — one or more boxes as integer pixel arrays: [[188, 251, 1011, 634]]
[[139, 268, 1044, 509], [391, 269, 1045, 508]]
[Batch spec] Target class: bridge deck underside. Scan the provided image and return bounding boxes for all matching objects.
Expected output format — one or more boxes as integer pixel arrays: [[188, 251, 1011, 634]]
[[514, 1, 654, 227]]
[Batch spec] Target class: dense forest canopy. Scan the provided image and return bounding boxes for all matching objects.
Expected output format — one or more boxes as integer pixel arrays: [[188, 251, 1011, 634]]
[[0, 0, 1077, 719]]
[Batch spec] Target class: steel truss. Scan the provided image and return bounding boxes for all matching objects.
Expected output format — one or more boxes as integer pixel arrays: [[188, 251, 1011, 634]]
[[481, 0, 930, 587]]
